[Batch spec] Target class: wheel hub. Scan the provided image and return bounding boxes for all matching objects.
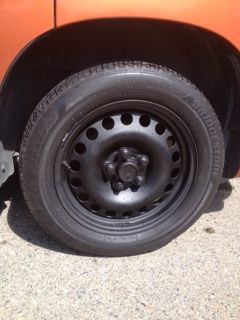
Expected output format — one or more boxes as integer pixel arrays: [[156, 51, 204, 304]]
[[103, 147, 149, 192]]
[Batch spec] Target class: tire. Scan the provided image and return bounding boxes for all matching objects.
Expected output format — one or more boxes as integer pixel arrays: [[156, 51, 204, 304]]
[[19, 61, 224, 256]]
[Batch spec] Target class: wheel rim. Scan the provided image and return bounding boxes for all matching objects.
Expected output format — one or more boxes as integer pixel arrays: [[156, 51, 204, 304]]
[[55, 100, 197, 229]]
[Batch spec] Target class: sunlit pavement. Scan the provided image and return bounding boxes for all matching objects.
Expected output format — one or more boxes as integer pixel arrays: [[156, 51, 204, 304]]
[[0, 176, 239, 320]]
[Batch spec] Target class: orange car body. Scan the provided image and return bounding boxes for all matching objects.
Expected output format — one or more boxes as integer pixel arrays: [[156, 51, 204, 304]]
[[1, 0, 240, 84], [0, 0, 240, 177]]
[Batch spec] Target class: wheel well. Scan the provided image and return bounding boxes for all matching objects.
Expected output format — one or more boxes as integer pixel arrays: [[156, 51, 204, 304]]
[[0, 18, 240, 178]]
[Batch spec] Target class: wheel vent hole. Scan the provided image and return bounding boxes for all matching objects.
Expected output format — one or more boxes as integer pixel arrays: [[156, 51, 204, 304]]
[[86, 128, 98, 140], [172, 151, 181, 162], [122, 211, 132, 218], [139, 207, 147, 213], [171, 168, 180, 178], [78, 193, 89, 202], [154, 197, 162, 203], [139, 115, 151, 127], [165, 184, 174, 193], [102, 117, 114, 130], [106, 211, 116, 218], [75, 143, 86, 155], [155, 123, 165, 135], [90, 204, 101, 212], [121, 113, 133, 125], [167, 136, 176, 147], [71, 178, 82, 188], [69, 160, 81, 172]]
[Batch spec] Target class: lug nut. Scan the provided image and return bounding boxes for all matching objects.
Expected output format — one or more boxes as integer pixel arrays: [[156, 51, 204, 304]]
[[104, 162, 116, 178], [139, 155, 149, 167], [118, 147, 131, 160], [113, 181, 125, 192], [135, 175, 145, 187]]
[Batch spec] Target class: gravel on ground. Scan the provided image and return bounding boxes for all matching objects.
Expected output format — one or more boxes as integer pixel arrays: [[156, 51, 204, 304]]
[[0, 176, 239, 320]]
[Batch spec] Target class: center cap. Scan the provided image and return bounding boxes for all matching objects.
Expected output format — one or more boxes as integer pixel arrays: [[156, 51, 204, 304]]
[[118, 162, 138, 183], [103, 147, 149, 192]]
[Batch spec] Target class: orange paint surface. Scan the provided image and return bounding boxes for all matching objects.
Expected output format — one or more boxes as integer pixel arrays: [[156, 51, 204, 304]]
[[57, 0, 240, 50], [0, 0, 53, 84], [1, 0, 240, 85]]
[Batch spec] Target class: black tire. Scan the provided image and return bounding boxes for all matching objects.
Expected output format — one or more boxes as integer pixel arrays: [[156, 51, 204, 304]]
[[19, 61, 224, 256]]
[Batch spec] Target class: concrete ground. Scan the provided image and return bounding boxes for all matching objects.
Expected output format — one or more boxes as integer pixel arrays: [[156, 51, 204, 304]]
[[0, 175, 239, 320]]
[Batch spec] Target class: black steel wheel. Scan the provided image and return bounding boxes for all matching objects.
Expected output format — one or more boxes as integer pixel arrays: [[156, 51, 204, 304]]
[[56, 101, 193, 225], [20, 62, 224, 256]]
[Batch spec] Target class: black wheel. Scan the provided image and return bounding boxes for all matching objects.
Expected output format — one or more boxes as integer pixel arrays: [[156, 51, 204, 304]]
[[19, 62, 224, 256]]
